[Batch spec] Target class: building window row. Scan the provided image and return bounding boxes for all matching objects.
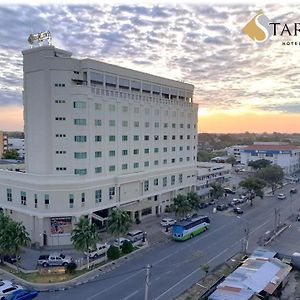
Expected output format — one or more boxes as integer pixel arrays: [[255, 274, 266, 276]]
[[144, 174, 182, 191]]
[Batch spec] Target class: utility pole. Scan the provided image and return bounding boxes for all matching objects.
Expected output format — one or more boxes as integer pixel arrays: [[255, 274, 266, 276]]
[[144, 264, 151, 300]]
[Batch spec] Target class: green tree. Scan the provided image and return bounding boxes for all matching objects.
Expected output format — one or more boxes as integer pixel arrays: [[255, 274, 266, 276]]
[[107, 209, 131, 248], [248, 159, 271, 170], [239, 177, 266, 206], [71, 216, 98, 269], [171, 194, 192, 218], [226, 156, 237, 166], [2, 149, 19, 160], [210, 183, 224, 199], [258, 165, 284, 195], [187, 192, 199, 211], [0, 213, 30, 271]]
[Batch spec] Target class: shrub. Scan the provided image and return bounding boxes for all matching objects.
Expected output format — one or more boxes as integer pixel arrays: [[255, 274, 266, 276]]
[[66, 261, 77, 274], [122, 240, 134, 254], [107, 245, 121, 260]]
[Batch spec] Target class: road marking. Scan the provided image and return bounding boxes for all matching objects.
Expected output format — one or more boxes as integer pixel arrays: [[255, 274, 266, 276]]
[[122, 290, 139, 300], [85, 269, 144, 300], [155, 247, 230, 300]]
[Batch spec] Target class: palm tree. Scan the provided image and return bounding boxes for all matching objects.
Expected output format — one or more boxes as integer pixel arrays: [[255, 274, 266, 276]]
[[0, 214, 30, 271], [107, 209, 131, 247], [171, 194, 192, 218], [187, 192, 199, 211], [71, 216, 98, 269]]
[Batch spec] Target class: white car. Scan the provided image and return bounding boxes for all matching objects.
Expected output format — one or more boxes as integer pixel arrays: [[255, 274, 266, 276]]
[[113, 237, 130, 248], [277, 193, 286, 200], [160, 218, 176, 227], [84, 243, 109, 258], [0, 280, 23, 300]]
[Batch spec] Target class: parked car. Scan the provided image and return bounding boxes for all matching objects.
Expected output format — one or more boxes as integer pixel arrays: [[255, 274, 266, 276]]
[[198, 203, 208, 209], [160, 218, 176, 227], [233, 207, 244, 214], [113, 237, 131, 248], [224, 188, 236, 194], [3, 255, 21, 264], [126, 230, 145, 243], [232, 199, 240, 205], [84, 243, 109, 259], [216, 204, 227, 211], [290, 188, 297, 194], [4, 289, 38, 300], [209, 200, 216, 205], [37, 253, 73, 267], [0, 280, 23, 300], [277, 193, 286, 200]]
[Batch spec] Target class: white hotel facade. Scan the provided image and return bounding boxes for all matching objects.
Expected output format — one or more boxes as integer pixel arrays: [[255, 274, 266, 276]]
[[0, 46, 198, 246]]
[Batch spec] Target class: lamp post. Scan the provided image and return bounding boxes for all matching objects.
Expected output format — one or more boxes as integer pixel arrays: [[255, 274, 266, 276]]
[[237, 216, 250, 253]]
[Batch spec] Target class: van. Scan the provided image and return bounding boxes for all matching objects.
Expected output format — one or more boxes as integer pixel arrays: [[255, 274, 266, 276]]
[[126, 230, 145, 243]]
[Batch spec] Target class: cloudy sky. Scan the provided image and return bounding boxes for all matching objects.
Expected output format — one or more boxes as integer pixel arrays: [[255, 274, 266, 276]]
[[0, 2, 300, 133]]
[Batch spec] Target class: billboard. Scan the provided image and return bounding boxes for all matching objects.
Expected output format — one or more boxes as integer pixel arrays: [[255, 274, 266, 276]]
[[50, 217, 72, 235]]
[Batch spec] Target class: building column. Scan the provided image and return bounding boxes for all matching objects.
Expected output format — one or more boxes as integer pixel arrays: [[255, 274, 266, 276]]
[[37, 216, 44, 247]]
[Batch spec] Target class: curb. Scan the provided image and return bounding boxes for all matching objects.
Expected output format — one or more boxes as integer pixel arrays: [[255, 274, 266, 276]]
[[264, 224, 291, 246], [0, 242, 149, 292]]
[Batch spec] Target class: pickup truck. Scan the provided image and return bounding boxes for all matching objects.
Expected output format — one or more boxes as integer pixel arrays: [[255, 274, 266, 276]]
[[37, 253, 73, 267]]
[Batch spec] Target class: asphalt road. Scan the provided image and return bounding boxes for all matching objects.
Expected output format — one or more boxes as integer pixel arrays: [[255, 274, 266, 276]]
[[35, 180, 300, 300]]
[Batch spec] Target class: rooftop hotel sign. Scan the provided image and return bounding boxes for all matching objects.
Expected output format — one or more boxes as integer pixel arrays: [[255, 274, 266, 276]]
[[243, 10, 300, 45]]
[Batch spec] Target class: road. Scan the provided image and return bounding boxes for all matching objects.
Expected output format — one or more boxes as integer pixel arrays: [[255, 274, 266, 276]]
[[36, 180, 300, 300]]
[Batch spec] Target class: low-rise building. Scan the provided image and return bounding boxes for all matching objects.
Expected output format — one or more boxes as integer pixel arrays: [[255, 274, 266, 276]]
[[240, 144, 300, 174], [7, 138, 25, 159], [226, 145, 248, 163], [0, 131, 8, 158], [196, 162, 231, 199]]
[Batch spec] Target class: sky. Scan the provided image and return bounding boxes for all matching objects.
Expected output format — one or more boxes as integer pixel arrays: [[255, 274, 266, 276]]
[[0, 2, 300, 133]]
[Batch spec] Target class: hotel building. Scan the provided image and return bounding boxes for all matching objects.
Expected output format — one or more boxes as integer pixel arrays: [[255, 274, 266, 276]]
[[0, 46, 198, 246]]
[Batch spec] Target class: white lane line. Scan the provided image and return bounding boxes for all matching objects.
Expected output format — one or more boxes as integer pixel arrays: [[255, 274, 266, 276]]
[[155, 247, 230, 300], [122, 290, 139, 300], [85, 269, 144, 300]]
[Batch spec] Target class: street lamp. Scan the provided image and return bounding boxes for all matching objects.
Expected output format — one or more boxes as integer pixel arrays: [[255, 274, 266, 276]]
[[237, 216, 250, 253]]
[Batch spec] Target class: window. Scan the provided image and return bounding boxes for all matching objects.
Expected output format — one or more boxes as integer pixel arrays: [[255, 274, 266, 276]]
[[56, 134, 66, 138], [180, 124, 184, 128], [163, 177, 167, 187], [179, 157, 183, 162], [122, 163, 128, 170], [122, 149, 128, 156], [122, 135, 128, 141], [187, 146, 190, 150], [133, 149, 139, 155], [109, 120, 116, 127], [187, 124, 191, 128], [109, 150, 116, 157], [187, 135, 190, 140], [34, 194, 38, 208], [95, 135, 102, 142], [179, 174, 183, 183], [180, 135, 183, 140], [144, 148, 149, 154], [154, 122, 159, 128], [95, 151, 102, 158], [56, 150, 66, 154], [172, 135, 176, 140], [134, 107, 139, 113], [164, 123, 168, 128], [154, 148, 159, 153], [109, 136, 116, 142], [171, 175, 175, 185], [134, 121, 140, 127], [95, 103, 102, 110], [55, 99, 66, 103], [187, 157, 190, 161], [73, 101, 86, 109], [95, 119, 102, 126], [163, 135, 168, 140], [109, 165, 116, 172], [45, 194, 49, 207], [69, 194, 74, 208], [55, 117, 66, 121], [95, 190, 102, 203], [74, 152, 87, 159], [21, 191, 26, 205], [56, 167, 67, 171], [172, 123, 176, 128], [122, 120, 128, 127], [133, 135, 139, 141], [154, 160, 158, 166], [75, 169, 87, 175], [54, 83, 65, 87], [163, 159, 168, 164], [133, 162, 139, 168], [122, 106, 128, 112], [145, 108, 150, 115], [7, 188, 12, 202], [109, 104, 116, 112], [144, 180, 149, 192], [179, 146, 183, 151], [109, 187, 115, 199], [144, 161, 149, 167], [144, 135, 149, 141], [163, 147, 167, 153], [154, 178, 159, 186], [172, 147, 176, 152], [81, 193, 85, 205], [74, 135, 87, 142], [145, 122, 150, 128], [74, 119, 86, 125], [172, 158, 175, 163]]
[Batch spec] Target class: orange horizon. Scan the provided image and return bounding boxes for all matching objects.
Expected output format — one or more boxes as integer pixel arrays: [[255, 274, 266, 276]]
[[1, 105, 300, 134]]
